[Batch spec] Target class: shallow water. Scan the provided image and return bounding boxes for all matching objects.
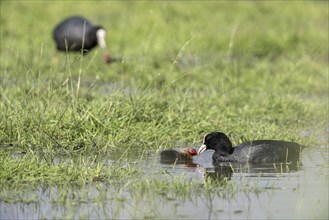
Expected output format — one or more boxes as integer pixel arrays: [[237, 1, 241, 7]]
[[1, 147, 328, 219]]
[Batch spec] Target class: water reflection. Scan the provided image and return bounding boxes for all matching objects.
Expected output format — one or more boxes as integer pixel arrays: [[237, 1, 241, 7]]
[[159, 150, 303, 182], [1, 148, 328, 219], [202, 165, 233, 181]]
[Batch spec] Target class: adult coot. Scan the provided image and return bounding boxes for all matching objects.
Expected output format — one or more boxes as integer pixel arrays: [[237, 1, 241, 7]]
[[53, 16, 111, 63], [160, 148, 198, 164], [198, 132, 304, 163]]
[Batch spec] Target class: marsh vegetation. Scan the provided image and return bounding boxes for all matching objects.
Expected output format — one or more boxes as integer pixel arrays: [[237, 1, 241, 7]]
[[1, 1, 328, 219]]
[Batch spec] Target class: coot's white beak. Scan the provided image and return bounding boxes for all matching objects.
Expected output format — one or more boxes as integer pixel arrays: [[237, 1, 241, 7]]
[[96, 29, 106, 49], [198, 144, 207, 155]]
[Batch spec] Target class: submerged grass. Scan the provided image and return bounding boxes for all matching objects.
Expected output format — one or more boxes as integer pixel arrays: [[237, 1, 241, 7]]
[[0, 1, 328, 218]]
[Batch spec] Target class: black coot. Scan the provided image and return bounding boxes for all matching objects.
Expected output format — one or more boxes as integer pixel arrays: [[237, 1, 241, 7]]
[[53, 16, 111, 63], [198, 132, 304, 163]]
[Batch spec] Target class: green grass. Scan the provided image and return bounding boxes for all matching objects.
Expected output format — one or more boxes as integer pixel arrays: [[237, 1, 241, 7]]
[[0, 1, 328, 218]]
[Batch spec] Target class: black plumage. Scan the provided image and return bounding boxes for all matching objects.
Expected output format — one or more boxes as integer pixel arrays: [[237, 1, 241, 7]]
[[198, 132, 304, 164], [53, 16, 104, 52]]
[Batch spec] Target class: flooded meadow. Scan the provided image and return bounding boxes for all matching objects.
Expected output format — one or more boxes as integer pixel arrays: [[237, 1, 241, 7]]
[[1, 142, 328, 219]]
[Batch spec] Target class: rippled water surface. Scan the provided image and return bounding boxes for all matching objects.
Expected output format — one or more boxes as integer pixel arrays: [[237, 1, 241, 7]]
[[1, 147, 328, 219]]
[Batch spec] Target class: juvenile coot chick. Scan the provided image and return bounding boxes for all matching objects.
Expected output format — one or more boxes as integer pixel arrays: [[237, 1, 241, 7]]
[[198, 132, 303, 163], [53, 16, 111, 63], [160, 148, 198, 164]]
